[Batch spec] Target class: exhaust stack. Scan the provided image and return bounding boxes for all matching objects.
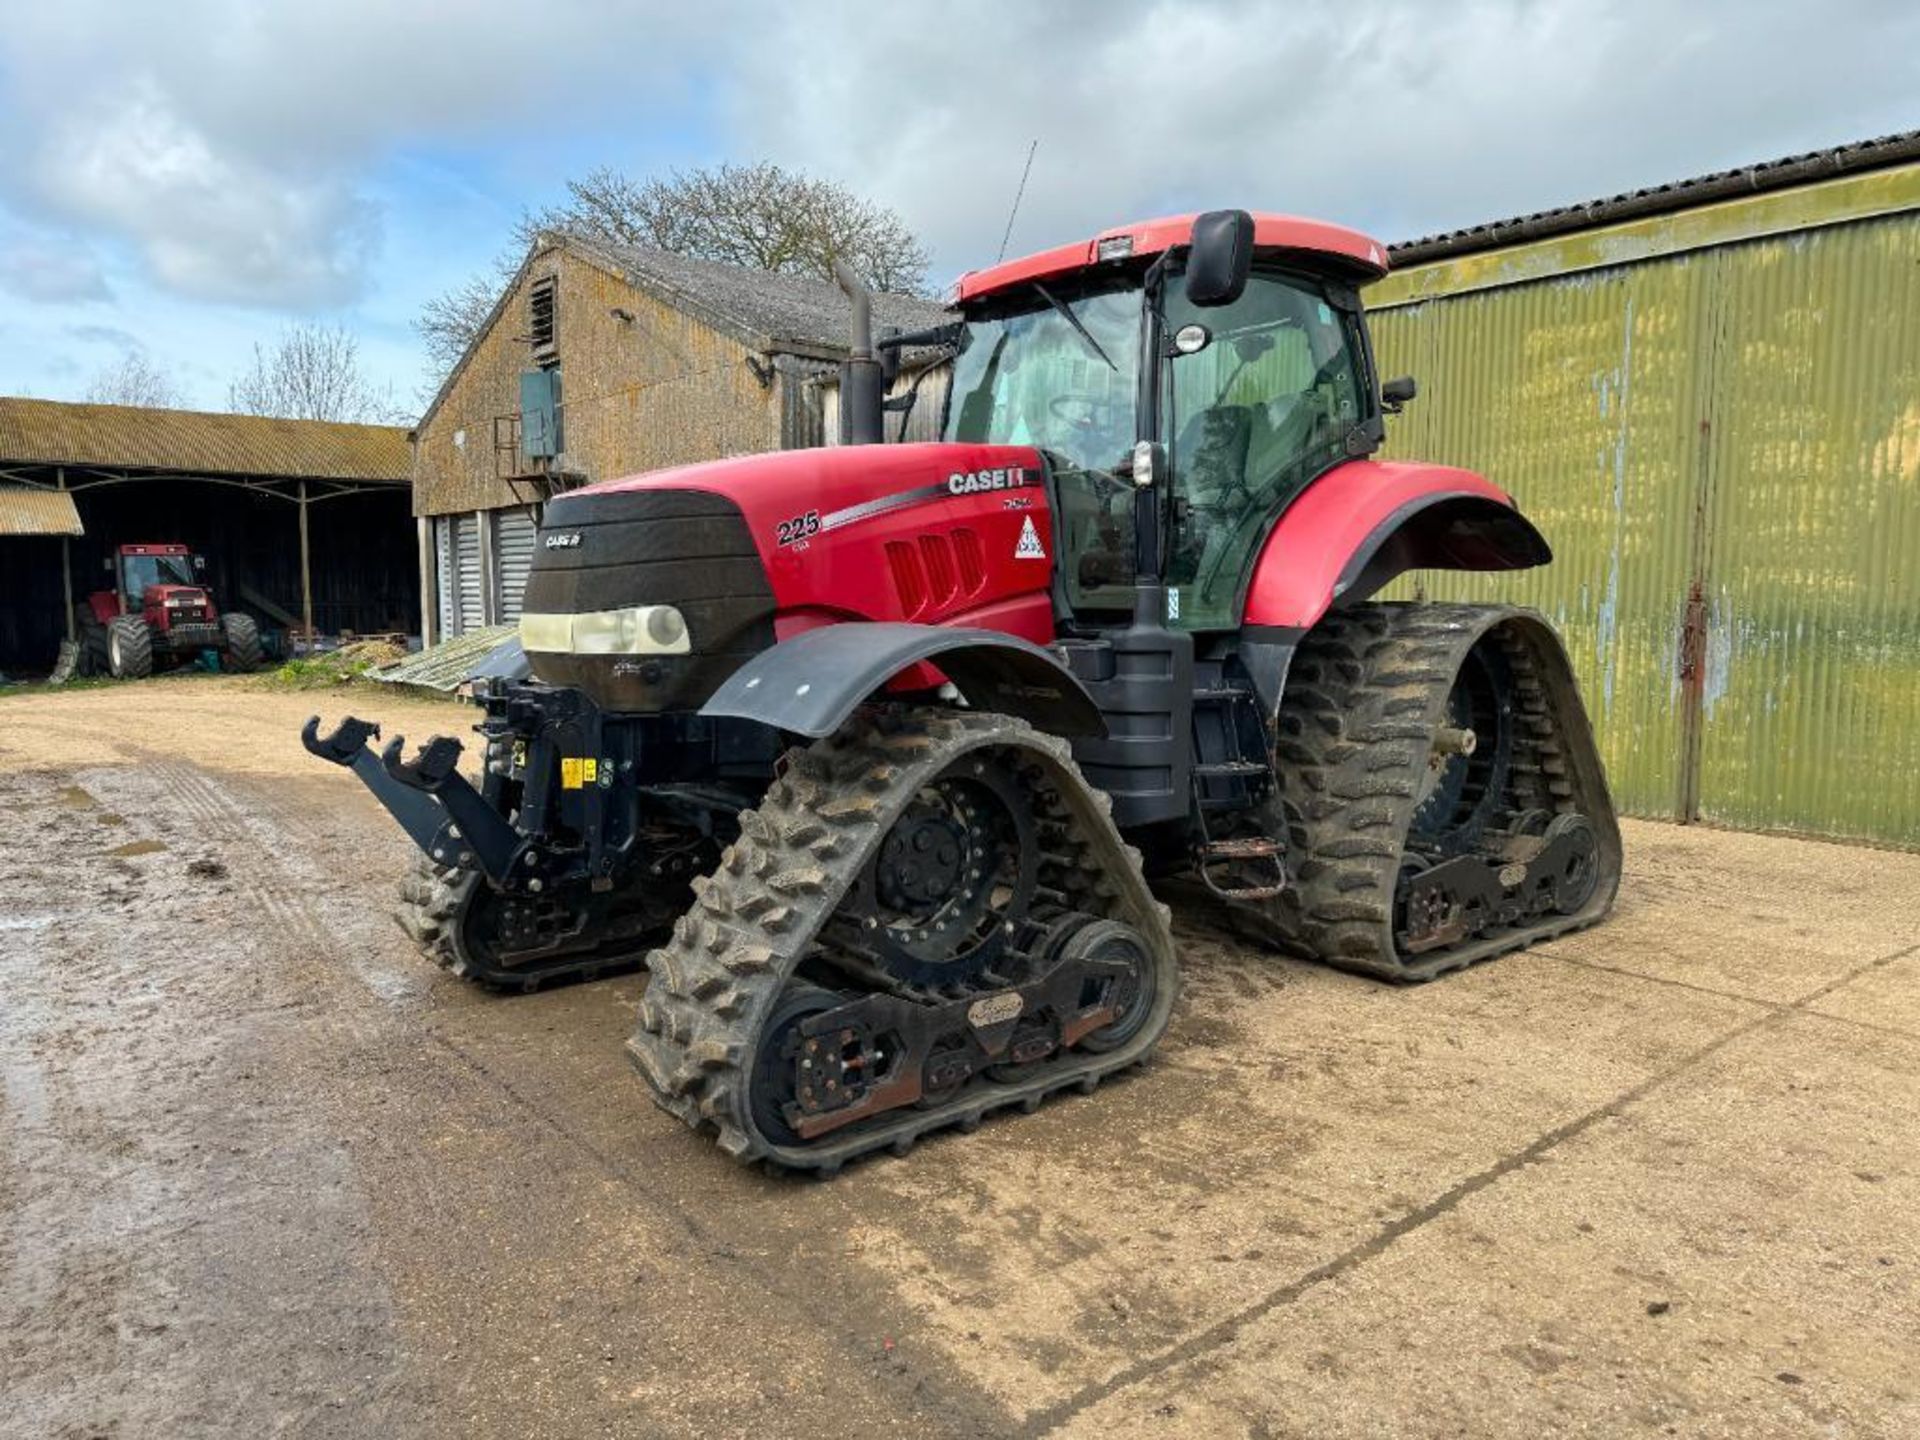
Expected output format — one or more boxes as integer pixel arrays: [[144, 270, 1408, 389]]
[[832, 259, 884, 446]]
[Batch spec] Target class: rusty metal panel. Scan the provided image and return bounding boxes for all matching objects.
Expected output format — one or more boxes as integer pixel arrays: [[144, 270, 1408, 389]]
[[1694, 213, 1920, 845], [1369, 255, 1715, 821], [0, 484, 83, 535]]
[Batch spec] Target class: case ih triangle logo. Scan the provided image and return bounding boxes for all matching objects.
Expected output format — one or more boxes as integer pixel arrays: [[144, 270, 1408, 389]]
[[1015, 516, 1046, 560]]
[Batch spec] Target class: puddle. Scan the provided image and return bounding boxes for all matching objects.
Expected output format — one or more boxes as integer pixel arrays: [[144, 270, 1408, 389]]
[[108, 839, 168, 858], [0, 915, 61, 932], [97, 813, 127, 827], [56, 785, 96, 809]]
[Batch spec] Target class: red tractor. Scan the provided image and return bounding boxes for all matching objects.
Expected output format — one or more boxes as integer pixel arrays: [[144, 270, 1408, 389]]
[[79, 542, 263, 679], [307, 210, 1620, 1173]]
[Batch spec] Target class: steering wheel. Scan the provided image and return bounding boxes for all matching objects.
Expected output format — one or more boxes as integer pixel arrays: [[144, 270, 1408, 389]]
[[1048, 394, 1119, 432]]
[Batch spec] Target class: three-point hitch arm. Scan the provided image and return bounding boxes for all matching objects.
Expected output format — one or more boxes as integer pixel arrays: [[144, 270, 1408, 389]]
[[301, 715, 530, 884]]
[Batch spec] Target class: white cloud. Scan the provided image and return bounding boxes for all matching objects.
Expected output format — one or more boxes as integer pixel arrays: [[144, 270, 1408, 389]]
[[27, 80, 376, 306], [715, 0, 1920, 279], [0, 234, 111, 302], [0, 0, 1912, 398], [0, 2, 718, 308]]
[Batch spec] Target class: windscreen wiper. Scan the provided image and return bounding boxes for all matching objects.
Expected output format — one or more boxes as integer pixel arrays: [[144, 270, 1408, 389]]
[[1033, 281, 1118, 372]]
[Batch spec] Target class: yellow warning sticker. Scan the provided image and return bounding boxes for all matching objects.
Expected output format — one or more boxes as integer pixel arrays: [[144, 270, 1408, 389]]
[[561, 757, 599, 790], [583, 758, 598, 784]]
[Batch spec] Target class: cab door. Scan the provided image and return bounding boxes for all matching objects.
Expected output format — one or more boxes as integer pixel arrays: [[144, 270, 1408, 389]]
[[1160, 269, 1374, 630]]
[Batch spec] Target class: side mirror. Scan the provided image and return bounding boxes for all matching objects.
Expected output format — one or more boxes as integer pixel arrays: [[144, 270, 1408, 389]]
[[1184, 210, 1255, 308], [103, 557, 114, 571], [1381, 375, 1418, 414], [877, 326, 902, 387], [192, 554, 207, 572]]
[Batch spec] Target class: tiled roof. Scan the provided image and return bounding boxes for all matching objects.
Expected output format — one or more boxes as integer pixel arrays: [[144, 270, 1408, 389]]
[[562, 233, 949, 356], [0, 397, 411, 482]]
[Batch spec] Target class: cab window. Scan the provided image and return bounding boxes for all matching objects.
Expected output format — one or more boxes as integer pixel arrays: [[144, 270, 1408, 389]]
[[945, 283, 1143, 611], [1162, 270, 1368, 629]]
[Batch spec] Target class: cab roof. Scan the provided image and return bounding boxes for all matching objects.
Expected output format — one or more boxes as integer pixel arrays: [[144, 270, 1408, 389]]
[[954, 212, 1390, 305]]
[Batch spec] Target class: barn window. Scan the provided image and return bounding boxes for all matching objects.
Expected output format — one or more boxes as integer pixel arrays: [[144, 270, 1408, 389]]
[[528, 276, 558, 358]]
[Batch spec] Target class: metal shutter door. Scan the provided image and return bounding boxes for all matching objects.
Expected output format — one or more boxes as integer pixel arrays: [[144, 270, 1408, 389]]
[[454, 514, 484, 633], [493, 507, 537, 622]]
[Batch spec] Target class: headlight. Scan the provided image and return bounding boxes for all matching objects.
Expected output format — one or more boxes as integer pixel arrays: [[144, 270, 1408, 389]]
[[518, 606, 691, 655]]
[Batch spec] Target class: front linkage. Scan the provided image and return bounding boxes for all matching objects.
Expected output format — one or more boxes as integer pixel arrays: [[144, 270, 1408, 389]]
[[304, 680, 777, 989]]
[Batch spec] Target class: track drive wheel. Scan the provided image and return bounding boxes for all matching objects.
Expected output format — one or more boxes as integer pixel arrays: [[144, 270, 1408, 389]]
[[1241, 602, 1621, 981]]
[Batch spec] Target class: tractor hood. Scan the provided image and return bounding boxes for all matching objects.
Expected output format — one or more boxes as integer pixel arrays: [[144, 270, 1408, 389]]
[[146, 583, 213, 613], [523, 442, 1059, 714], [568, 441, 1050, 612]]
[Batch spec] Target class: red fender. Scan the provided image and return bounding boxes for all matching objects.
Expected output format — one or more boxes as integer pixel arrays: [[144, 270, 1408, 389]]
[[1242, 460, 1550, 630]]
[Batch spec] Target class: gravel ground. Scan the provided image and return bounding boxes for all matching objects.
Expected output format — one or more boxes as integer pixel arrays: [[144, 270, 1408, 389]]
[[2, 674, 1916, 1439]]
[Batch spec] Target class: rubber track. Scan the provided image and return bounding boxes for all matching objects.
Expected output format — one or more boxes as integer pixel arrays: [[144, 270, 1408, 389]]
[[626, 708, 1179, 1174], [392, 853, 645, 993], [1246, 601, 1621, 982]]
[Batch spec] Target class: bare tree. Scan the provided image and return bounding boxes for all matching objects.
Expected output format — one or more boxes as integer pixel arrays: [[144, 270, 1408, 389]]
[[414, 270, 508, 380], [229, 323, 409, 424], [415, 162, 930, 385], [524, 163, 930, 291], [85, 351, 183, 408]]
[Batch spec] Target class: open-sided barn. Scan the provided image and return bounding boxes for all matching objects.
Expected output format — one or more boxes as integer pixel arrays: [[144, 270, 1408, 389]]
[[0, 399, 416, 675]]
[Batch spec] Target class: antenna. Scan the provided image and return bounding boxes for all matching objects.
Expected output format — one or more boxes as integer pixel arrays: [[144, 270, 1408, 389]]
[[996, 139, 1039, 263]]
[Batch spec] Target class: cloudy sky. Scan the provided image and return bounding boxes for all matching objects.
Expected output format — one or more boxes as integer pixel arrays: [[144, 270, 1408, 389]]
[[0, 0, 1914, 414]]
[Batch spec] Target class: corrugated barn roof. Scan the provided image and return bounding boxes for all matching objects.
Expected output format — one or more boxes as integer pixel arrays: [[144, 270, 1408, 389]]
[[0, 397, 412, 482], [0, 484, 84, 535], [563, 234, 950, 357], [1390, 130, 1920, 267]]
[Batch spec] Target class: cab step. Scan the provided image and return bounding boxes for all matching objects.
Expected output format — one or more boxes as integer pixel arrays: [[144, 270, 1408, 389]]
[[1195, 835, 1287, 902]]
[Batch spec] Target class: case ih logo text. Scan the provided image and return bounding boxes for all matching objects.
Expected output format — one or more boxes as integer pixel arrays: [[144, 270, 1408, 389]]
[[544, 533, 582, 549], [947, 468, 1028, 495]]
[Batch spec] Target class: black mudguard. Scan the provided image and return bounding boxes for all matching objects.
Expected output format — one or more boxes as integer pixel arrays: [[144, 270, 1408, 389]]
[[698, 622, 1104, 739]]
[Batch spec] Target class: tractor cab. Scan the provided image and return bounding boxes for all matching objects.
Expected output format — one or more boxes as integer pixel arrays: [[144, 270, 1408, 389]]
[[109, 543, 207, 615], [938, 212, 1394, 630]]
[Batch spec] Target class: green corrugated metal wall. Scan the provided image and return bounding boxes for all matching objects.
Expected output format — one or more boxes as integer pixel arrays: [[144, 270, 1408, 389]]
[[1368, 171, 1920, 847]]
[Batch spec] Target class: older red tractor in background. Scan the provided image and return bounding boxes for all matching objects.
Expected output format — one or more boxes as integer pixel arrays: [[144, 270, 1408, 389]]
[[78, 542, 262, 679]]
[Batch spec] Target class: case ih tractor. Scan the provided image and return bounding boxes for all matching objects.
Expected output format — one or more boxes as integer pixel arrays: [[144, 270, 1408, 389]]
[[80, 542, 262, 679], [307, 210, 1620, 1172]]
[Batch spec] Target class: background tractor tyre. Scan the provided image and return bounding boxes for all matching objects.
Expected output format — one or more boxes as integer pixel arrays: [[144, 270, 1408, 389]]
[[221, 612, 264, 672], [75, 606, 109, 676], [106, 615, 154, 680]]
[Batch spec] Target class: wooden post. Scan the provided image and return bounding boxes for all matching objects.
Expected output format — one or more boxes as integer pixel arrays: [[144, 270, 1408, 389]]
[[58, 467, 74, 641], [298, 479, 314, 650]]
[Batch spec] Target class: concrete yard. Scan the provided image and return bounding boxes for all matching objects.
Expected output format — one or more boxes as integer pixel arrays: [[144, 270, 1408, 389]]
[[3, 675, 1916, 1439]]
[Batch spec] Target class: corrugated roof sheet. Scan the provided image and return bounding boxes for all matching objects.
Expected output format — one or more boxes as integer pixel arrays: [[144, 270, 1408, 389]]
[[563, 233, 949, 356], [0, 484, 83, 535], [0, 397, 411, 482], [1391, 130, 1920, 267], [370, 625, 525, 691]]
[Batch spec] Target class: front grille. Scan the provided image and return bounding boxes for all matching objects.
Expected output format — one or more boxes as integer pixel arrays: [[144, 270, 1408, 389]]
[[523, 488, 775, 713]]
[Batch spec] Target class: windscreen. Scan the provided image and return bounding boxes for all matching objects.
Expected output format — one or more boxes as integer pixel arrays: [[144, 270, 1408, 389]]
[[123, 553, 198, 594], [942, 283, 1141, 473]]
